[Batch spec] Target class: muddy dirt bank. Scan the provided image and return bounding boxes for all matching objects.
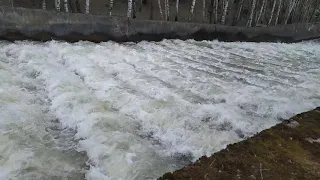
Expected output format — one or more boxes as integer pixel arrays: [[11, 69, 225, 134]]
[[159, 107, 320, 180]]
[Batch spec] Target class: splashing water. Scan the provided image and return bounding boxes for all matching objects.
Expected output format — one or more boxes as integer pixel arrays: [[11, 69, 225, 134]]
[[0, 39, 319, 180]]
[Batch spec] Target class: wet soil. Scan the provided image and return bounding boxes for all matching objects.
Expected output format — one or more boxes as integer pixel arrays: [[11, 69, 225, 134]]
[[159, 107, 320, 180]]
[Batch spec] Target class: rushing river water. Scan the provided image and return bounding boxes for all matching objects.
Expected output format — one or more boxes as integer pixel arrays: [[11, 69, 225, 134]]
[[0, 40, 319, 180]]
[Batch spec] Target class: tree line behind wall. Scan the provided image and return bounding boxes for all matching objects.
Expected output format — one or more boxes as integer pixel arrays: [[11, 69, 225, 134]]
[[7, 0, 320, 26]]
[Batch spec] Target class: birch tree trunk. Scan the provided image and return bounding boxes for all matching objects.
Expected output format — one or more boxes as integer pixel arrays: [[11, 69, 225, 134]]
[[85, 0, 90, 14], [203, 0, 206, 21], [284, 0, 297, 24], [68, 0, 74, 12], [315, 2, 320, 22], [139, 0, 143, 12], [167, 0, 170, 20], [64, 0, 69, 12], [133, 0, 137, 18], [297, 0, 309, 21], [164, 0, 167, 20], [274, 0, 282, 25], [268, 0, 277, 26], [222, 0, 225, 11], [175, 0, 180, 21], [221, 0, 229, 25], [234, 0, 244, 23], [75, 0, 81, 13], [295, 0, 304, 22], [309, 1, 320, 22], [214, 0, 219, 23], [302, 5, 309, 22], [189, 0, 197, 20], [42, 0, 46, 10], [128, 0, 133, 18], [165, 0, 169, 20], [150, 0, 154, 19], [246, 0, 257, 27], [158, 0, 164, 20], [208, 0, 214, 23], [292, 0, 302, 23], [309, 5, 317, 22], [255, 0, 266, 25], [109, 0, 114, 15], [55, 0, 61, 11], [302, 0, 312, 22], [262, 0, 267, 23]]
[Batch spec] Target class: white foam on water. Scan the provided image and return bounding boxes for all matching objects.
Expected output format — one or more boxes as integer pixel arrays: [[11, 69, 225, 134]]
[[0, 40, 319, 180], [0, 43, 86, 180]]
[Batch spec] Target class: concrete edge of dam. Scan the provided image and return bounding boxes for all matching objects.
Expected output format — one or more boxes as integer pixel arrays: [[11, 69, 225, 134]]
[[159, 107, 320, 180], [0, 6, 320, 43]]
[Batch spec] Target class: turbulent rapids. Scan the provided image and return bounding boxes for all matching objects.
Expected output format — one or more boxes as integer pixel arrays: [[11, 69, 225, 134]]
[[0, 40, 319, 180]]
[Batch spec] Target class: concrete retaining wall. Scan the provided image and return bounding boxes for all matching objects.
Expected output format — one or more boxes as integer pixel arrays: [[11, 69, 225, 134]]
[[0, 6, 320, 43]]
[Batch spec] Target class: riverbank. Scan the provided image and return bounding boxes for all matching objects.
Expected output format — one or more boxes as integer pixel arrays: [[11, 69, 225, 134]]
[[0, 6, 320, 43], [159, 107, 320, 180]]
